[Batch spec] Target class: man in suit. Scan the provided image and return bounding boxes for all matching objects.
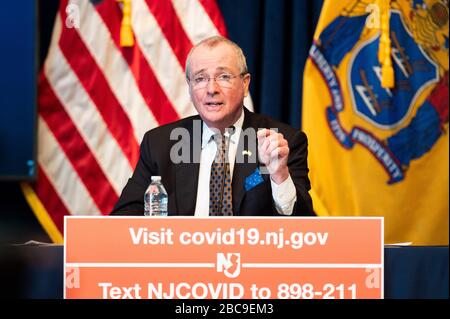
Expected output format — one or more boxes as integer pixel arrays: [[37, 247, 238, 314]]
[[111, 36, 314, 216]]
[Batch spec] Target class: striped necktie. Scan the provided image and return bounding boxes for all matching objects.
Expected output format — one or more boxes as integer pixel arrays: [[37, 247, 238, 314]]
[[209, 133, 233, 216]]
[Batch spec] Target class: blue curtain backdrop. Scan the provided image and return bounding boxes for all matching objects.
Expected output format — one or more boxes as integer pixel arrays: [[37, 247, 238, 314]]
[[218, 0, 323, 128]]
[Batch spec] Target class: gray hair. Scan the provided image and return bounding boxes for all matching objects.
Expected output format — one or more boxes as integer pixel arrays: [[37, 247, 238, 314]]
[[185, 36, 248, 79]]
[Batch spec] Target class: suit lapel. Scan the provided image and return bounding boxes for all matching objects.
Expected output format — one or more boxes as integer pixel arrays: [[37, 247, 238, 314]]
[[232, 108, 260, 215], [175, 117, 202, 215]]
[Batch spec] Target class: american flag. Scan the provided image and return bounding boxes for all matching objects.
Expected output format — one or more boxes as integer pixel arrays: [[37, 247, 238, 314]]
[[22, 0, 252, 243]]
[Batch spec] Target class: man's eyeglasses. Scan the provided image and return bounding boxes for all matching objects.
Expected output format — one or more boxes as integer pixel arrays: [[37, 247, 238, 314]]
[[189, 73, 245, 89]]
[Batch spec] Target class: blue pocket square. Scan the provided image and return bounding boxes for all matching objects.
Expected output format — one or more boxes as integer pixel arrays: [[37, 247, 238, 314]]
[[245, 168, 264, 191]]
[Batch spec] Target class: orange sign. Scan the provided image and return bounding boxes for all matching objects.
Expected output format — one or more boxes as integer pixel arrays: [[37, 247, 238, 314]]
[[64, 217, 383, 299]]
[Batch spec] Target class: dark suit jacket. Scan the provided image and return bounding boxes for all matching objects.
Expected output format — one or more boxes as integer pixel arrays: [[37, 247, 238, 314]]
[[111, 107, 314, 216]]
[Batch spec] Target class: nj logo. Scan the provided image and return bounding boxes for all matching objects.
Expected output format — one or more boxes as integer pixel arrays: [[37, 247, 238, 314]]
[[216, 253, 241, 278]]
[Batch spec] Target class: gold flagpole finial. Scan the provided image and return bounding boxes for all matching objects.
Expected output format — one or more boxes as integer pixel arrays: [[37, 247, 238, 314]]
[[117, 0, 134, 47], [378, 0, 394, 88]]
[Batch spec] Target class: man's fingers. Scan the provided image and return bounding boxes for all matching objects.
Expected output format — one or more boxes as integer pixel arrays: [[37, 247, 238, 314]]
[[258, 136, 271, 154], [263, 135, 287, 155], [265, 139, 280, 155], [258, 130, 289, 164], [258, 130, 283, 144], [270, 146, 289, 159], [257, 128, 271, 139]]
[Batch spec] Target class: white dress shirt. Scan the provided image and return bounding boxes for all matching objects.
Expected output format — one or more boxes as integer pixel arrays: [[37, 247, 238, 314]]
[[194, 110, 297, 216]]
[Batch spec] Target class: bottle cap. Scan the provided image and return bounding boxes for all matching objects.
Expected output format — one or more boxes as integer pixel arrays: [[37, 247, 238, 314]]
[[151, 176, 161, 182]]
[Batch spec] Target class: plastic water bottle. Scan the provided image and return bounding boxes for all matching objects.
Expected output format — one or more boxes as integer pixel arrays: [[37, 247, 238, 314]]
[[144, 176, 168, 216]]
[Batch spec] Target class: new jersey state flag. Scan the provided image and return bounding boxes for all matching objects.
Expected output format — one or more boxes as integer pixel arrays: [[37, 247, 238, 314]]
[[303, 0, 448, 245]]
